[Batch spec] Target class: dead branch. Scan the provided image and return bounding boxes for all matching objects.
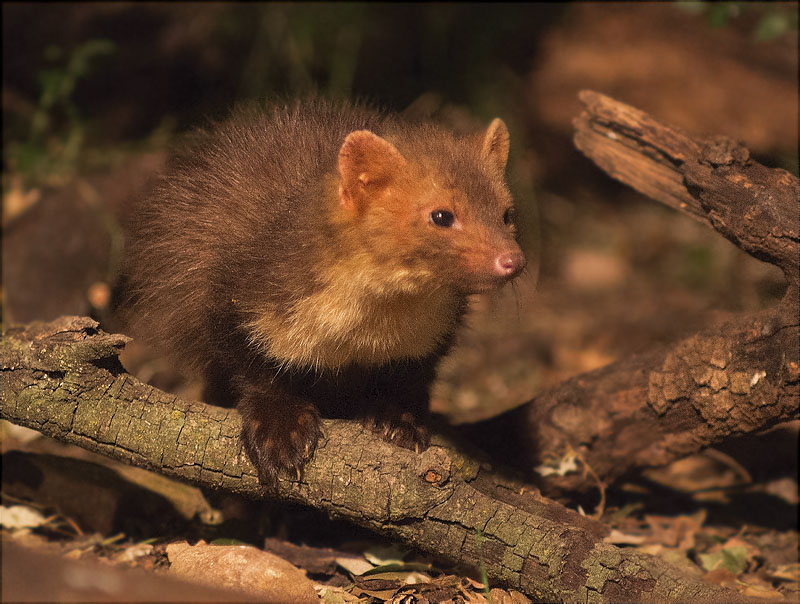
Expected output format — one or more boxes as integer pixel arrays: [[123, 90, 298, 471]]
[[573, 90, 799, 294], [486, 305, 798, 498], [1, 316, 763, 603], [489, 91, 798, 497]]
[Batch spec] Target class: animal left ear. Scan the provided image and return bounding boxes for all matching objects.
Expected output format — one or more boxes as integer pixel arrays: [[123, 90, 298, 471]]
[[481, 118, 510, 176]]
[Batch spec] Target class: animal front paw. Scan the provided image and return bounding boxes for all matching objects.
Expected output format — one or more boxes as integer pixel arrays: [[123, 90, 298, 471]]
[[240, 402, 322, 484], [362, 409, 430, 453]]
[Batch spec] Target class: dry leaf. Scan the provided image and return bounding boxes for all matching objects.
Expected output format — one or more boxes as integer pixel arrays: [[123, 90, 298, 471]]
[[768, 562, 800, 583], [167, 540, 317, 602], [535, 453, 578, 477], [644, 510, 705, 549], [604, 528, 647, 545], [336, 555, 374, 576], [703, 567, 739, 586], [0, 505, 48, 530], [2, 176, 41, 223]]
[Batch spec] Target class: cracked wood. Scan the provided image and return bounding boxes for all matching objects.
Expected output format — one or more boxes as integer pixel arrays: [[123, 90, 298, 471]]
[[472, 91, 798, 497], [1, 315, 762, 603]]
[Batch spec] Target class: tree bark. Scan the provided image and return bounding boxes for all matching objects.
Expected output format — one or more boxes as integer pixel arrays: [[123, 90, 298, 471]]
[[488, 306, 798, 498], [478, 91, 798, 497], [1, 316, 763, 603], [573, 90, 798, 292]]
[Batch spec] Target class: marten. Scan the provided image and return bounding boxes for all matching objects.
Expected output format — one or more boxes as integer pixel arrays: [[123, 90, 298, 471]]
[[124, 99, 525, 484]]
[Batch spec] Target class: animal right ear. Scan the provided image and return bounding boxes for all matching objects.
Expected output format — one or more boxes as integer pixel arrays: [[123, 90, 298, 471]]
[[338, 130, 406, 212], [480, 118, 510, 176]]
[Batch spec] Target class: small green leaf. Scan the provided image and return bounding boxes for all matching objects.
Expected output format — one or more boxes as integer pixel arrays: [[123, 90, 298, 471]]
[[674, 1, 707, 16], [698, 545, 748, 574], [707, 3, 735, 28], [754, 11, 791, 41], [209, 537, 248, 546]]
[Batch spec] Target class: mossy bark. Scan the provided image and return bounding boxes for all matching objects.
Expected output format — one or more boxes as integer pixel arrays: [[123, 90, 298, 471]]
[[2, 316, 763, 603]]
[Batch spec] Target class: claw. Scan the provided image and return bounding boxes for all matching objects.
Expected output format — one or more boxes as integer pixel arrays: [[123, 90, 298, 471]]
[[239, 402, 322, 485]]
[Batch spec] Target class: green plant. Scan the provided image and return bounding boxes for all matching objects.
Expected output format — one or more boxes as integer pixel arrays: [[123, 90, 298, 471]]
[[675, 1, 798, 41], [6, 39, 116, 186], [233, 4, 366, 102], [475, 529, 493, 603]]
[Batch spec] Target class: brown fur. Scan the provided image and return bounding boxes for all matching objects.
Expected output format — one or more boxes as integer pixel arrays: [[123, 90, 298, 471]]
[[124, 99, 524, 483]]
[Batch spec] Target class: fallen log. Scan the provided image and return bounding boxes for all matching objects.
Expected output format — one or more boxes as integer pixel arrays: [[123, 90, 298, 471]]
[[478, 91, 798, 497], [1, 315, 764, 603]]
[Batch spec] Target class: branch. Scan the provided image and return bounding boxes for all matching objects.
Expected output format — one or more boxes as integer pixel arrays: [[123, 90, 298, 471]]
[[1, 316, 762, 603], [572, 90, 799, 293], [486, 306, 799, 498], [477, 91, 798, 497]]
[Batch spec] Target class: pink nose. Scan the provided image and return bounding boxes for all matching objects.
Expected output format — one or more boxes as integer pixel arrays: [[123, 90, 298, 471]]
[[494, 250, 526, 279]]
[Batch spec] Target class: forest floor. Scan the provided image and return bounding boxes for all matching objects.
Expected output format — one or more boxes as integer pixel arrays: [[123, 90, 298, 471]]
[[2, 3, 797, 602]]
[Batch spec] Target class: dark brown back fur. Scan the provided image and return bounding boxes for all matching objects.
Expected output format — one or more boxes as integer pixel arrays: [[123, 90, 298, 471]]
[[126, 100, 384, 374]]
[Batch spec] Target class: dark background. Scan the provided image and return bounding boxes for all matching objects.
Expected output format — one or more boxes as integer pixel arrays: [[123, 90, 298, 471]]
[[3, 2, 796, 419], [1, 2, 798, 595]]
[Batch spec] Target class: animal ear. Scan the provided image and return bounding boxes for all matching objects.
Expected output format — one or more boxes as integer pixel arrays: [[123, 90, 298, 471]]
[[481, 118, 510, 176], [338, 130, 406, 212]]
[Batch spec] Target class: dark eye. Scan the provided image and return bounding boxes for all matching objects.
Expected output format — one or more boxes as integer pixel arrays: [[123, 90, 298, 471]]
[[503, 207, 516, 226], [430, 209, 455, 228]]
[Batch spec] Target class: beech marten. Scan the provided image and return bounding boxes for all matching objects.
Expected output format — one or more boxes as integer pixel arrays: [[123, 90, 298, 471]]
[[125, 99, 525, 483]]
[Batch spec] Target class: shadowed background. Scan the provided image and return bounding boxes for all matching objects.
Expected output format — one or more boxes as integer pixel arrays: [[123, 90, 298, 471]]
[[2, 0, 797, 488]]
